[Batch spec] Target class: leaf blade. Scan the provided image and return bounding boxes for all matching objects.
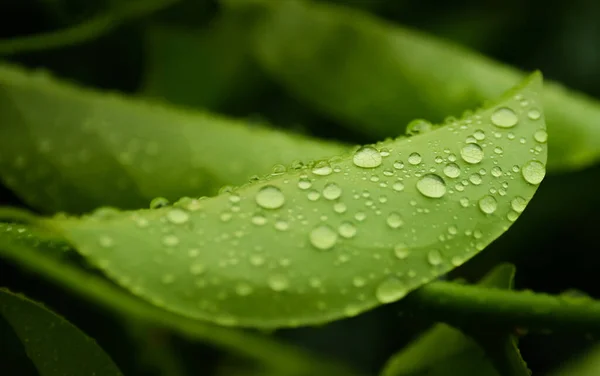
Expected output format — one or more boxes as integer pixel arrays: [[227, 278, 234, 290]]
[[46, 73, 547, 328]]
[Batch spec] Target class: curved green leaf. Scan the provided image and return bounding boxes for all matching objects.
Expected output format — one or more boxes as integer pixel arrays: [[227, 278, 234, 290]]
[[227, 0, 599, 172], [0, 289, 123, 376], [0, 63, 345, 213], [40, 73, 547, 328]]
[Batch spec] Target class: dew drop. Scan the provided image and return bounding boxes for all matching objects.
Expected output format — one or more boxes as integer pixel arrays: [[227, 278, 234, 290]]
[[511, 196, 527, 213], [312, 161, 333, 176], [443, 163, 461, 178], [353, 146, 382, 168], [333, 202, 347, 213], [274, 220, 289, 231], [162, 235, 180, 247], [251, 214, 267, 226], [491, 107, 518, 128], [408, 152, 422, 165], [473, 130, 486, 140], [534, 130, 548, 143], [189, 263, 205, 275], [386, 212, 404, 229], [322, 183, 342, 200], [256, 185, 285, 209], [406, 119, 433, 136], [478, 195, 498, 214], [392, 182, 405, 192], [460, 143, 484, 164], [521, 160, 546, 185], [338, 221, 357, 238], [427, 250, 443, 266], [416, 174, 447, 198], [166, 208, 189, 224], [268, 274, 289, 291], [459, 197, 470, 208], [150, 197, 169, 209], [309, 225, 338, 250], [527, 109, 541, 120], [98, 235, 114, 248], [297, 178, 312, 190], [393, 243, 409, 259], [375, 277, 407, 303], [469, 173, 482, 185], [491, 166, 503, 177]]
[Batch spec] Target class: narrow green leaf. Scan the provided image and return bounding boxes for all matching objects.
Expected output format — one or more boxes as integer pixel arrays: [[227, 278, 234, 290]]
[[550, 345, 600, 376], [227, 0, 600, 172], [43, 73, 546, 328], [0, 223, 363, 376], [379, 264, 516, 376], [0, 289, 123, 376], [0, 63, 345, 213]]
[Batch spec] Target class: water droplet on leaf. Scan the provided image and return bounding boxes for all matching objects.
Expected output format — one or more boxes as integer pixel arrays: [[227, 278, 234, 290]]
[[416, 174, 447, 198], [256, 185, 285, 209]]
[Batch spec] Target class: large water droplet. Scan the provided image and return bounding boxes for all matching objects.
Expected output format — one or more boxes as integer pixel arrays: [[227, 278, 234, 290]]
[[534, 130, 548, 143], [416, 174, 447, 198], [268, 274, 289, 291], [386, 212, 404, 229], [427, 250, 443, 266], [375, 277, 407, 303], [338, 221, 357, 238], [353, 146, 382, 168], [309, 225, 338, 250], [521, 160, 546, 185], [408, 152, 422, 165], [393, 243, 409, 259], [491, 107, 518, 128], [478, 195, 498, 214], [511, 196, 527, 213], [443, 163, 461, 178], [322, 183, 342, 200], [460, 143, 484, 164], [166, 208, 189, 224], [255, 185, 285, 209]]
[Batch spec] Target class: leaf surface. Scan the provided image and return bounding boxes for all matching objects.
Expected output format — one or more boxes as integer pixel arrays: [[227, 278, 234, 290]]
[[46, 73, 547, 328], [0, 289, 123, 376], [0, 63, 345, 213], [227, 0, 599, 172]]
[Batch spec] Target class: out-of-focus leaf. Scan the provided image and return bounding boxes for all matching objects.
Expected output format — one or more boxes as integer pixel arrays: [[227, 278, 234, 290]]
[[380, 264, 519, 376], [226, 0, 600, 172], [42, 74, 545, 328], [550, 344, 600, 376], [0, 289, 123, 376], [0, 63, 345, 213], [141, 12, 266, 110]]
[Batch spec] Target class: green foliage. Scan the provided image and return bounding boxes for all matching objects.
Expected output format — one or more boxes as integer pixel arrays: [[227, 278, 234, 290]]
[[0, 288, 123, 375], [0, 0, 599, 375]]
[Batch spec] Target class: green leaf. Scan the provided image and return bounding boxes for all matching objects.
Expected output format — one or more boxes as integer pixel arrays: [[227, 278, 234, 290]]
[[227, 0, 600, 172], [0, 289, 123, 376], [379, 264, 516, 376], [550, 345, 600, 376], [42, 73, 546, 328], [0, 222, 363, 376], [0, 63, 345, 213]]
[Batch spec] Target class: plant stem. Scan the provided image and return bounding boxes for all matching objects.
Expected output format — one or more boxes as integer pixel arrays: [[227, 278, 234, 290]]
[[0, 0, 180, 55], [407, 281, 600, 336]]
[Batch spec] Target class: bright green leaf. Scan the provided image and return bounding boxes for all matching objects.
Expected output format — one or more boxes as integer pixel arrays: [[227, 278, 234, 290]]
[[0, 289, 123, 376], [227, 0, 600, 172], [379, 264, 517, 376], [42, 73, 546, 328], [0, 63, 345, 213]]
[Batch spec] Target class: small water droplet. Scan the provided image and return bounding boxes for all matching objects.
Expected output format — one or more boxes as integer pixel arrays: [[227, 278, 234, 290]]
[[322, 183, 342, 200], [251, 214, 267, 226], [312, 161, 333, 176], [521, 160, 546, 185], [491, 166, 503, 177], [406, 119, 433, 136], [491, 107, 518, 128], [236, 283, 254, 296], [416, 174, 447, 198], [353, 146, 382, 168], [162, 235, 180, 247], [392, 182, 405, 192], [307, 190, 320, 201], [460, 143, 484, 164], [393, 243, 409, 259], [443, 163, 461, 178], [375, 277, 407, 303], [268, 274, 289, 291], [386, 212, 404, 229], [190, 263, 205, 275], [469, 173, 482, 185], [511, 196, 527, 213], [459, 197, 470, 208], [298, 178, 312, 190], [473, 130, 486, 140], [98, 235, 114, 248], [333, 202, 347, 213], [534, 130, 548, 143], [393, 161, 404, 170], [150, 197, 169, 209], [527, 109, 541, 120], [166, 208, 189, 224], [478, 195, 498, 214], [427, 250, 443, 266], [256, 185, 285, 209], [338, 221, 357, 238], [408, 152, 422, 165], [274, 220, 289, 231], [309, 225, 338, 250]]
